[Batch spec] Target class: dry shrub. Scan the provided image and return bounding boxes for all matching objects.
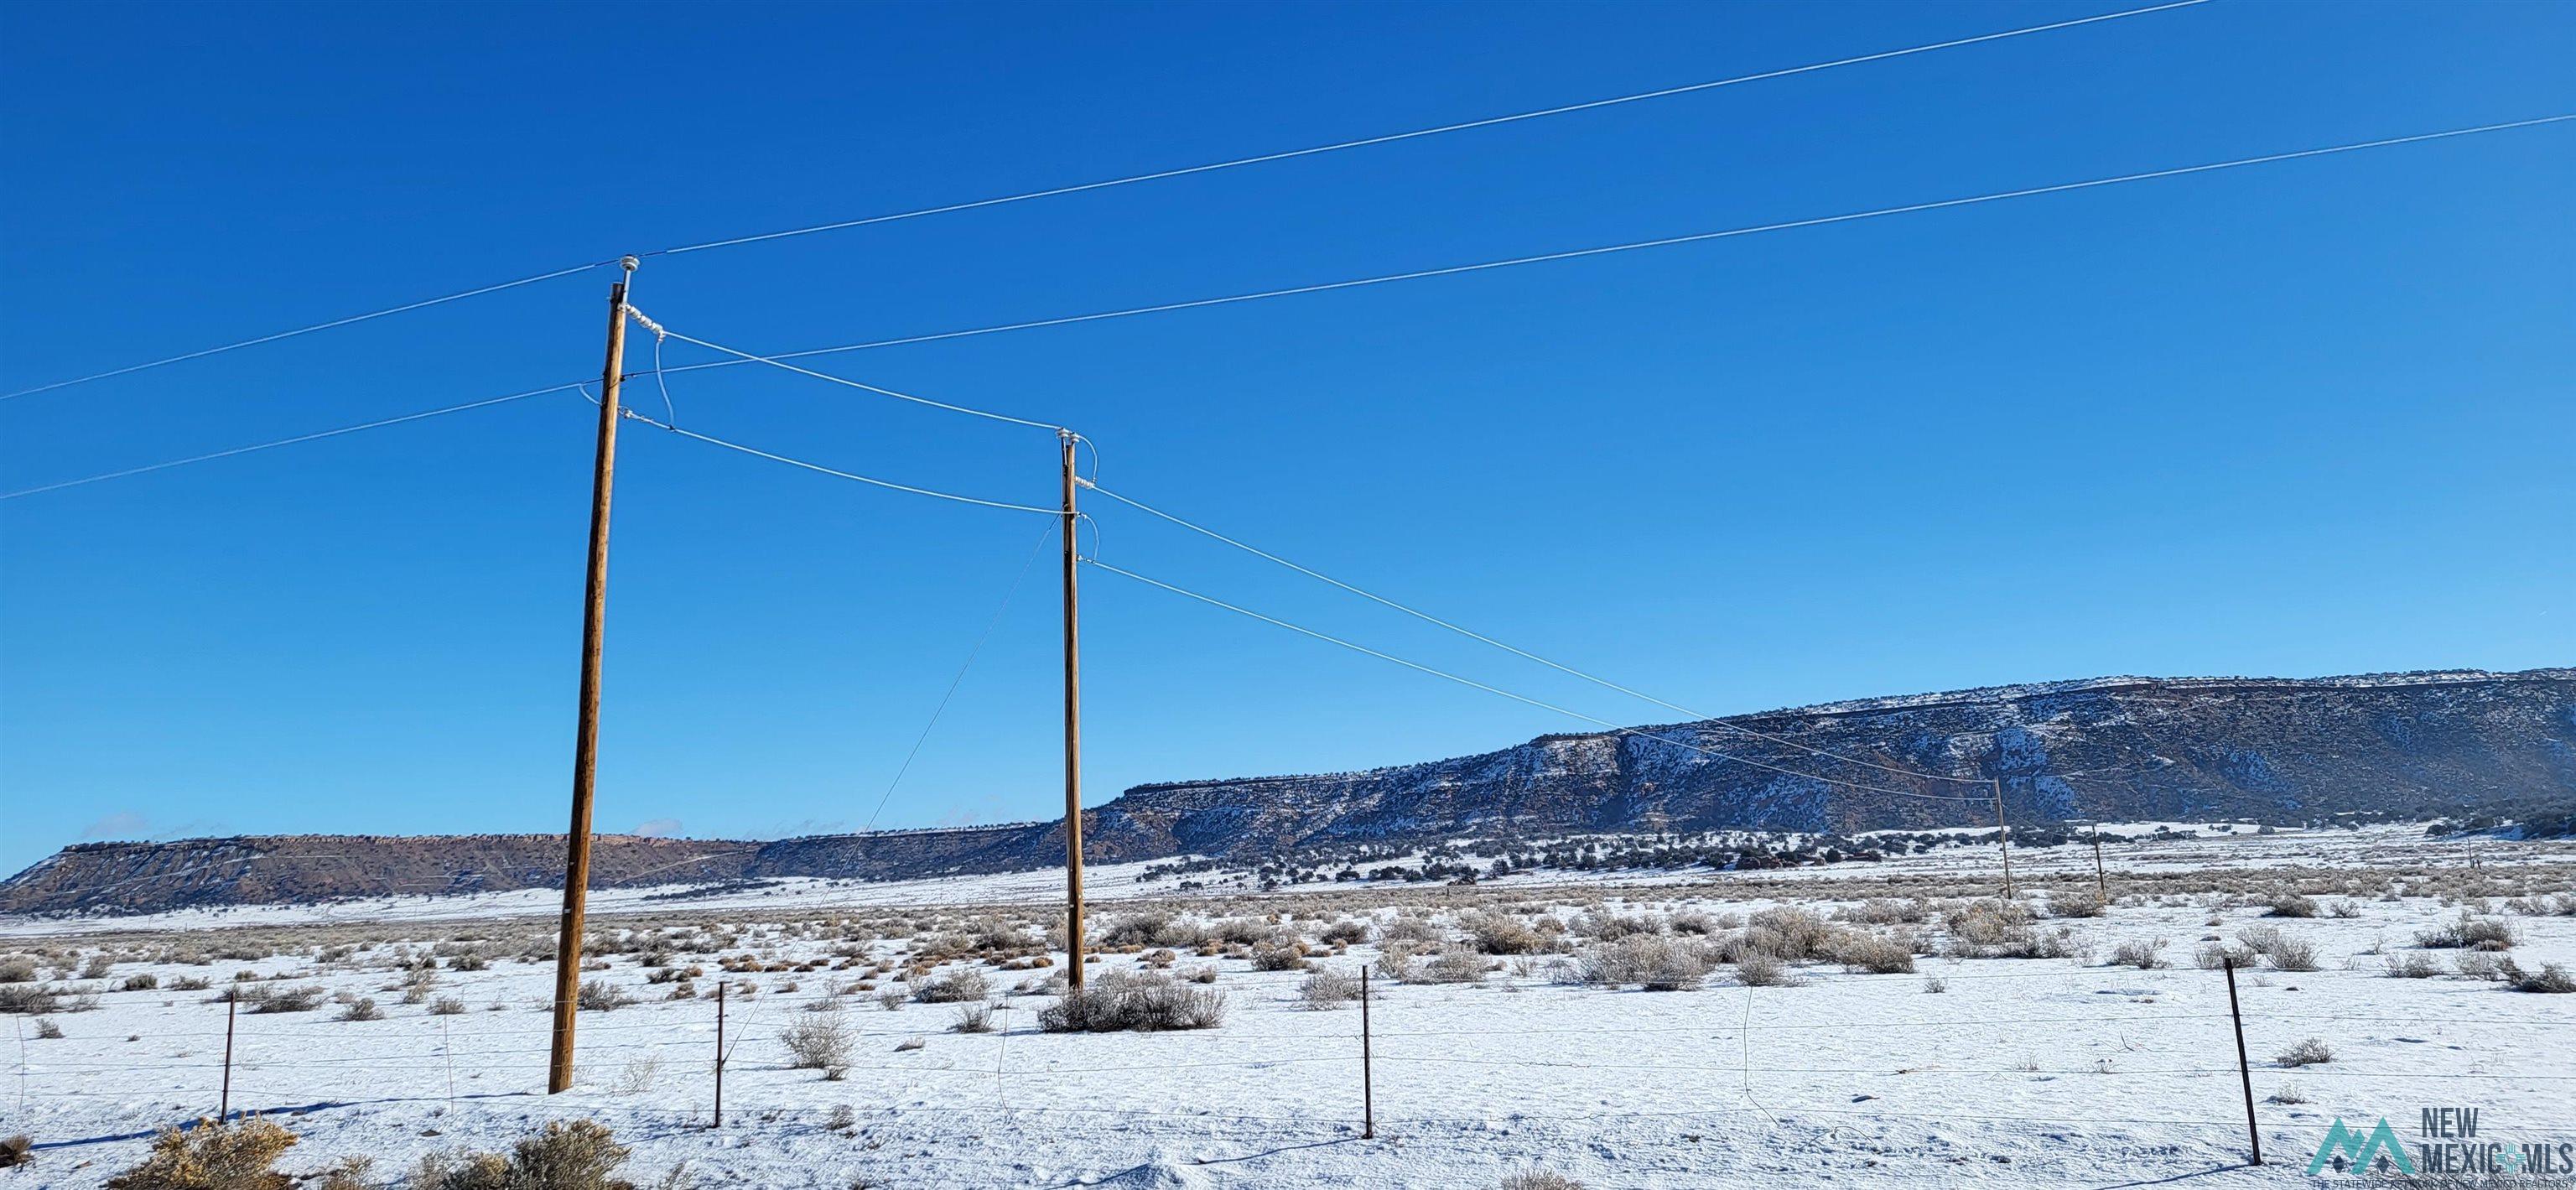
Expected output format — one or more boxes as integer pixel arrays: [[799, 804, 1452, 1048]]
[[1378, 917, 1441, 944], [2417, 913, 2516, 951], [0, 1135, 30, 1169], [2268, 937, 2320, 972], [1581, 935, 1710, 990], [2263, 892, 2318, 918], [336, 997, 382, 1022], [0, 985, 54, 1015], [1320, 920, 1370, 945], [2501, 959, 2574, 994], [1732, 951, 1797, 987], [1836, 899, 1929, 926], [1413, 945, 1491, 985], [422, 1120, 632, 1190], [780, 1016, 853, 1070], [2109, 939, 2167, 970], [1249, 946, 1309, 972], [1037, 971, 1224, 1032], [1942, 900, 2075, 959], [2385, 952, 2440, 979], [1575, 912, 1665, 942], [911, 969, 988, 1004], [1464, 912, 1547, 956], [1498, 1171, 1584, 1190], [1747, 908, 1840, 960], [243, 985, 326, 1015], [1296, 968, 1361, 1010], [951, 1003, 995, 1033], [0, 958, 36, 984], [2275, 1037, 2334, 1067], [576, 980, 635, 1012], [106, 1116, 296, 1189], [1831, 933, 1916, 974], [2046, 891, 2106, 919]]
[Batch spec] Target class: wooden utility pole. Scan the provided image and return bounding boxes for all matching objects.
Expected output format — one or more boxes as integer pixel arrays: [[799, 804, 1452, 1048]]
[[548, 270, 632, 1094], [2090, 823, 2108, 902], [1060, 429, 1087, 987], [1992, 777, 2015, 897]]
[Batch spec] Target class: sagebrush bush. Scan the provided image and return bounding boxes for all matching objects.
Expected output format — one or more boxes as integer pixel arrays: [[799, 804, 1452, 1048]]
[[2501, 960, 2574, 994], [2385, 952, 2440, 979], [911, 969, 989, 1004], [2417, 913, 2516, 951], [0, 985, 55, 1015], [1831, 933, 1916, 974], [1733, 951, 1798, 988], [780, 1016, 853, 1070], [1297, 968, 1362, 1009], [0, 958, 37, 984], [1414, 945, 1491, 985], [106, 1116, 296, 1190], [0, 1134, 28, 1169], [2109, 939, 2167, 970], [1037, 972, 1225, 1032], [1498, 1171, 1585, 1190], [420, 1120, 631, 1190], [576, 980, 635, 1012], [2268, 938, 2321, 972], [2276, 1037, 2334, 1067], [951, 1003, 995, 1033], [244, 985, 326, 1015], [1464, 912, 1547, 955], [1579, 935, 1710, 991], [2264, 892, 2318, 919]]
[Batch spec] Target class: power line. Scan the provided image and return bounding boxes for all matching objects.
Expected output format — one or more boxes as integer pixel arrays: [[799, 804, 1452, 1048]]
[[643, 316, 1062, 431], [0, 263, 617, 403], [644, 0, 2214, 257], [623, 408, 1057, 515], [1083, 480, 1988, 785], [656, 114, 2576, 375], [1, 3, 2208, 403], [1083, 557, 1990, 802], [15, 117, 2568, 503], [0, 383, 584, 501]]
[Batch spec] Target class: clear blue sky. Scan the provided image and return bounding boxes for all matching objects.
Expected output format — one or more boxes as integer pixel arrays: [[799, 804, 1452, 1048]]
[[2, 1, 2569, 875]]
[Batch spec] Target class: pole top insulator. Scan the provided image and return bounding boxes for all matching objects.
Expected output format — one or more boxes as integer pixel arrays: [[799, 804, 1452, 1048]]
[[619, 255, 640, 274]]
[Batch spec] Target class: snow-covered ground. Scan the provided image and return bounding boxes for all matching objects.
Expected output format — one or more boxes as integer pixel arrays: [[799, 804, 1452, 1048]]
[[5, 825, 2573, 1188]]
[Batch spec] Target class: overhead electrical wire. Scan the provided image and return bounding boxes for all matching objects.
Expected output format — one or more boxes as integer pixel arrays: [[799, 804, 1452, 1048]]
[[0, 0, 2210, 403], [1083, 480, 1992, 786], [641, 318, 1062, 431], [655, 114, 2576, 376], [619, 408, 1057, 515], [1082, 556, 1992, 802], [0, 382, 584, 501], [13, 115, 2567, 502]]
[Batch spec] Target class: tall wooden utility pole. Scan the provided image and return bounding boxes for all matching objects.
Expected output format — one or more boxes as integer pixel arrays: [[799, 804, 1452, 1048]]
[[548, 268, 632, 1094], [1991, 777, 2016, 897], [1060, 430, 1087, 987]]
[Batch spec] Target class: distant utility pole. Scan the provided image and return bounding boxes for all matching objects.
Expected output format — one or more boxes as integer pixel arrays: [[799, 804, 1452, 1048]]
[[548, 266, 634, 1094], [1992, 777, 2016, 897], [2090, 822, 2108, 902], [1060, 429, 1087, 987]]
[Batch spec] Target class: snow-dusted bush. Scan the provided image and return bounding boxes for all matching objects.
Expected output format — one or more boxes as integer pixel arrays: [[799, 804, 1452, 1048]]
[[1943, 901, 2076, 959], [1577, 935, 1710, 991], [574, 980, 634, 1012], [1250, 946, 1309, 972], [2502, 959, 2574, 994], [1296, 968, 1361, 1010], [1413, 945, 1492, 985], [1732, 951, 1798, 988], [2047, 891, 2106, 919], [781, 1016, 854, 1069], [1575, 912, 1664, 943], [1464, 912, 1548, 955], [911, 969, 989, 1004], [952, 1003, 996, 1032], [2268, 937, 2320, 972], [1831, 933, 1916, 974], [244, 985, 327, 1015], [2418, 913, 2516, 951], [336, 997, 382, 1021], [0, 958, 35, 984], [1038, 971, 1225, 1032], [1498, 1170, 1584, 1190], [106, 1115, 296, 1190], [1319, 919, 1370, 945], [2263, 892, 2318, 918], [1379, 916, 1441, 944], [2385, 952, 2440, 979], [2109, 939, 2167, 969], [0, 985, 55, 1015], [2275, 1037, 2334, 1067], [1836, 898, 1929, 926], [417, 1119, 630, 1190], [1745, 908, 1836, 961]]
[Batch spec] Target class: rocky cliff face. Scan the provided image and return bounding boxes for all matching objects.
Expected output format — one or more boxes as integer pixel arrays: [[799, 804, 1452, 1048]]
[[9, 668, 2570, 914]]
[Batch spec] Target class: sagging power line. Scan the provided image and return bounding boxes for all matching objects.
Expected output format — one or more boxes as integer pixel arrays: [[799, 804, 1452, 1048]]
[[0, 0, 2210, 403]]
